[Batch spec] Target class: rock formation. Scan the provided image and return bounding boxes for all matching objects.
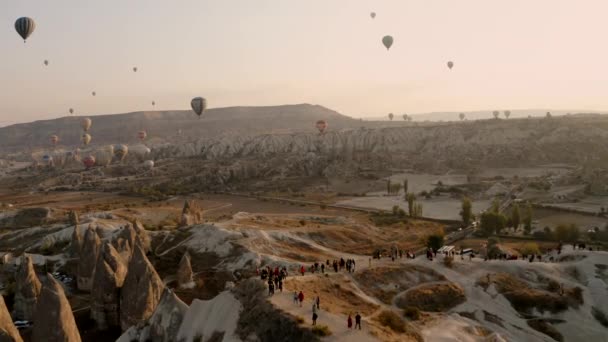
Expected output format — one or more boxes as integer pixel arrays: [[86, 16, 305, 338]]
[[91, 243, 128, 330], [68, 210, 79, 226], [32, 275, 81, 342], [77, 226, 101, 291], [12, 255, 41, 321], [179, 200, 203, 227], [132, 220, 151, 253], [177, 252, 194, 288], [120, 244, 164, 331], [70, 225, 83, 258], [147, 289, 188, 342], [0, 295, 23, 342], [112, 225, 137, 262]]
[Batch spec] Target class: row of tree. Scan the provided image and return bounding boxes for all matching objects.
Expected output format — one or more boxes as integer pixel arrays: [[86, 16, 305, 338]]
[[460, 198, 533, 236]]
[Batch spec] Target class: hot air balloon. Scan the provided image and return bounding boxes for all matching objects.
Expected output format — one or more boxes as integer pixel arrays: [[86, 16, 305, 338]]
[[504, 110, 511, 119], [316, 120, 328, 134], [151, 101, 155, 107], [382, 35, 393, 50], [82, 133, 92, 146], [81, 118, 92, 132], [44, 60, 48, 66], [143, 160, 155, 170], [82, 155, 96, 169], [370, 12, 376, 19], [69, 108, 74, 115], [459, 113, 465, 121], [15, 17, 36, 42], [137, 130, 147, 141], [402, 114, 408, 121], [447, 61, 454, 70], [388, 113, 394, 121], [191, 97, 207, 117], [92, 91, 96, 96], [133, 67, 138, 72], [113, 144, 129, 162], [492, 111, 500, 119], [50, 135, 59, 146]]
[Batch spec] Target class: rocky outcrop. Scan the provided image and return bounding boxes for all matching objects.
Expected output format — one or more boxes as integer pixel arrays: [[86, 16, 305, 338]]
[[13, 255, 41, 321], [179, 200, 203, 227], [77, 226, 101, 291], [120, 244, 164, 331], [132, 220, 151, 254], [91, 243, 128, 330], [112, 225, 137, 262], [0, 295, 23, 342], [68, 210, 79, 225], [0, 207, 51, 228], [32, 275, 81, 342], [148, 289, 188, 342], [70, 225, 83, 257], [177, 252, 194, 288]]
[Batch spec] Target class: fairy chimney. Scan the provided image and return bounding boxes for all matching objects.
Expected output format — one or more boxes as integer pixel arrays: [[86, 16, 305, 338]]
[[0, 295, 23, 342], [179, 200, 203, 227], [13, 255, 42, 321], [177, 252, 194, 288], [132, 220, 151, 253], [32, 275, 81, 342], [148, 288, 188, 342], [77, 226, 101, 291], [70, 225, 83, 257], [90, 243, 127, 330], [120, 244, 164, 331], [112, 224, 137, 262]]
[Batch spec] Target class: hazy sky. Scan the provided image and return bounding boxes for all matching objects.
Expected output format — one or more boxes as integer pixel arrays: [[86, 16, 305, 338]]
[[1, 0, 607, 125]]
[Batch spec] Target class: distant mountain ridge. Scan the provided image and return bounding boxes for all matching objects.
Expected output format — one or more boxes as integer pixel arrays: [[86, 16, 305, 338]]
[[0, 104, 359, 152]]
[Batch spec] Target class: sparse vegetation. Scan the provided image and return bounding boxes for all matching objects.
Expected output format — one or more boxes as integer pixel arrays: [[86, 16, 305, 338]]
[[592, 306, 608, 327], [527, 319, 563, 342], [377, 310, 406, 333], [311, 325, 332, 336], [403, 306, 422, 321], [396, 282, 466, 312], [426, 229, 445, 252]]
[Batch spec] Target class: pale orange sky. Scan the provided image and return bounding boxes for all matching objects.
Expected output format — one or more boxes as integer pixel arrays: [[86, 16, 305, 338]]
[[0, 0, 606, 125]]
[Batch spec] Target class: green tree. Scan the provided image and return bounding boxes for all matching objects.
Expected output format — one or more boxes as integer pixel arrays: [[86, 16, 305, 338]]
[[426, 230, 445, 251], [460, 197, 472, 226], [554, 224, 580, 242], [511, 203, 521, 230], [415, 203, 423, 218], [480, 211, 507, 236], [387, 179, 392, 195], [523, 203, 533, 235], [491, 199, 500, 213], [406, 193, 416, 217], [403, 179, 409, 196]]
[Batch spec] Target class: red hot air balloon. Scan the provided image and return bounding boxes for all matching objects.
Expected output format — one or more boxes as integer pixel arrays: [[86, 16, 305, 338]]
[[316, 120, 328, 134], [82, 155, 96, 169]]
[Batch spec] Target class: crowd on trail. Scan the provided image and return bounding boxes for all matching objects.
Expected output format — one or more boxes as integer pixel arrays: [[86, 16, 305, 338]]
[[290, 290, 363, 332], [259, 265, 288, 296]]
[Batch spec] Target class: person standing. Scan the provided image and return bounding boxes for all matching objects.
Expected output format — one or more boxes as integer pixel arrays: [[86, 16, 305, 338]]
[[293, 291, 299, 305], [355, 312, 362, 330], [315, 296, 320, 310], [300, 265, 305, 276], [347, 314, 353, 329], [298, 291, 304, 307]]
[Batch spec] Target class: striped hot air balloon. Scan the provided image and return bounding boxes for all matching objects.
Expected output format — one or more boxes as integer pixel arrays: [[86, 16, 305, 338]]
[[15, 17, 36, 42]]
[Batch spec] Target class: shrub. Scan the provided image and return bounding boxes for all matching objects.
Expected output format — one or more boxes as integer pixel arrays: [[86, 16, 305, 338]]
[[377, 310, 406, 333], [294, 316, 305, 324], [592, 306, 608, 327], [527, 319, 563, 342], [443, 255, 454, 268], [546, 280, 561, 293], [311, 325, 332, 336], [403, 306, 422, 321]]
